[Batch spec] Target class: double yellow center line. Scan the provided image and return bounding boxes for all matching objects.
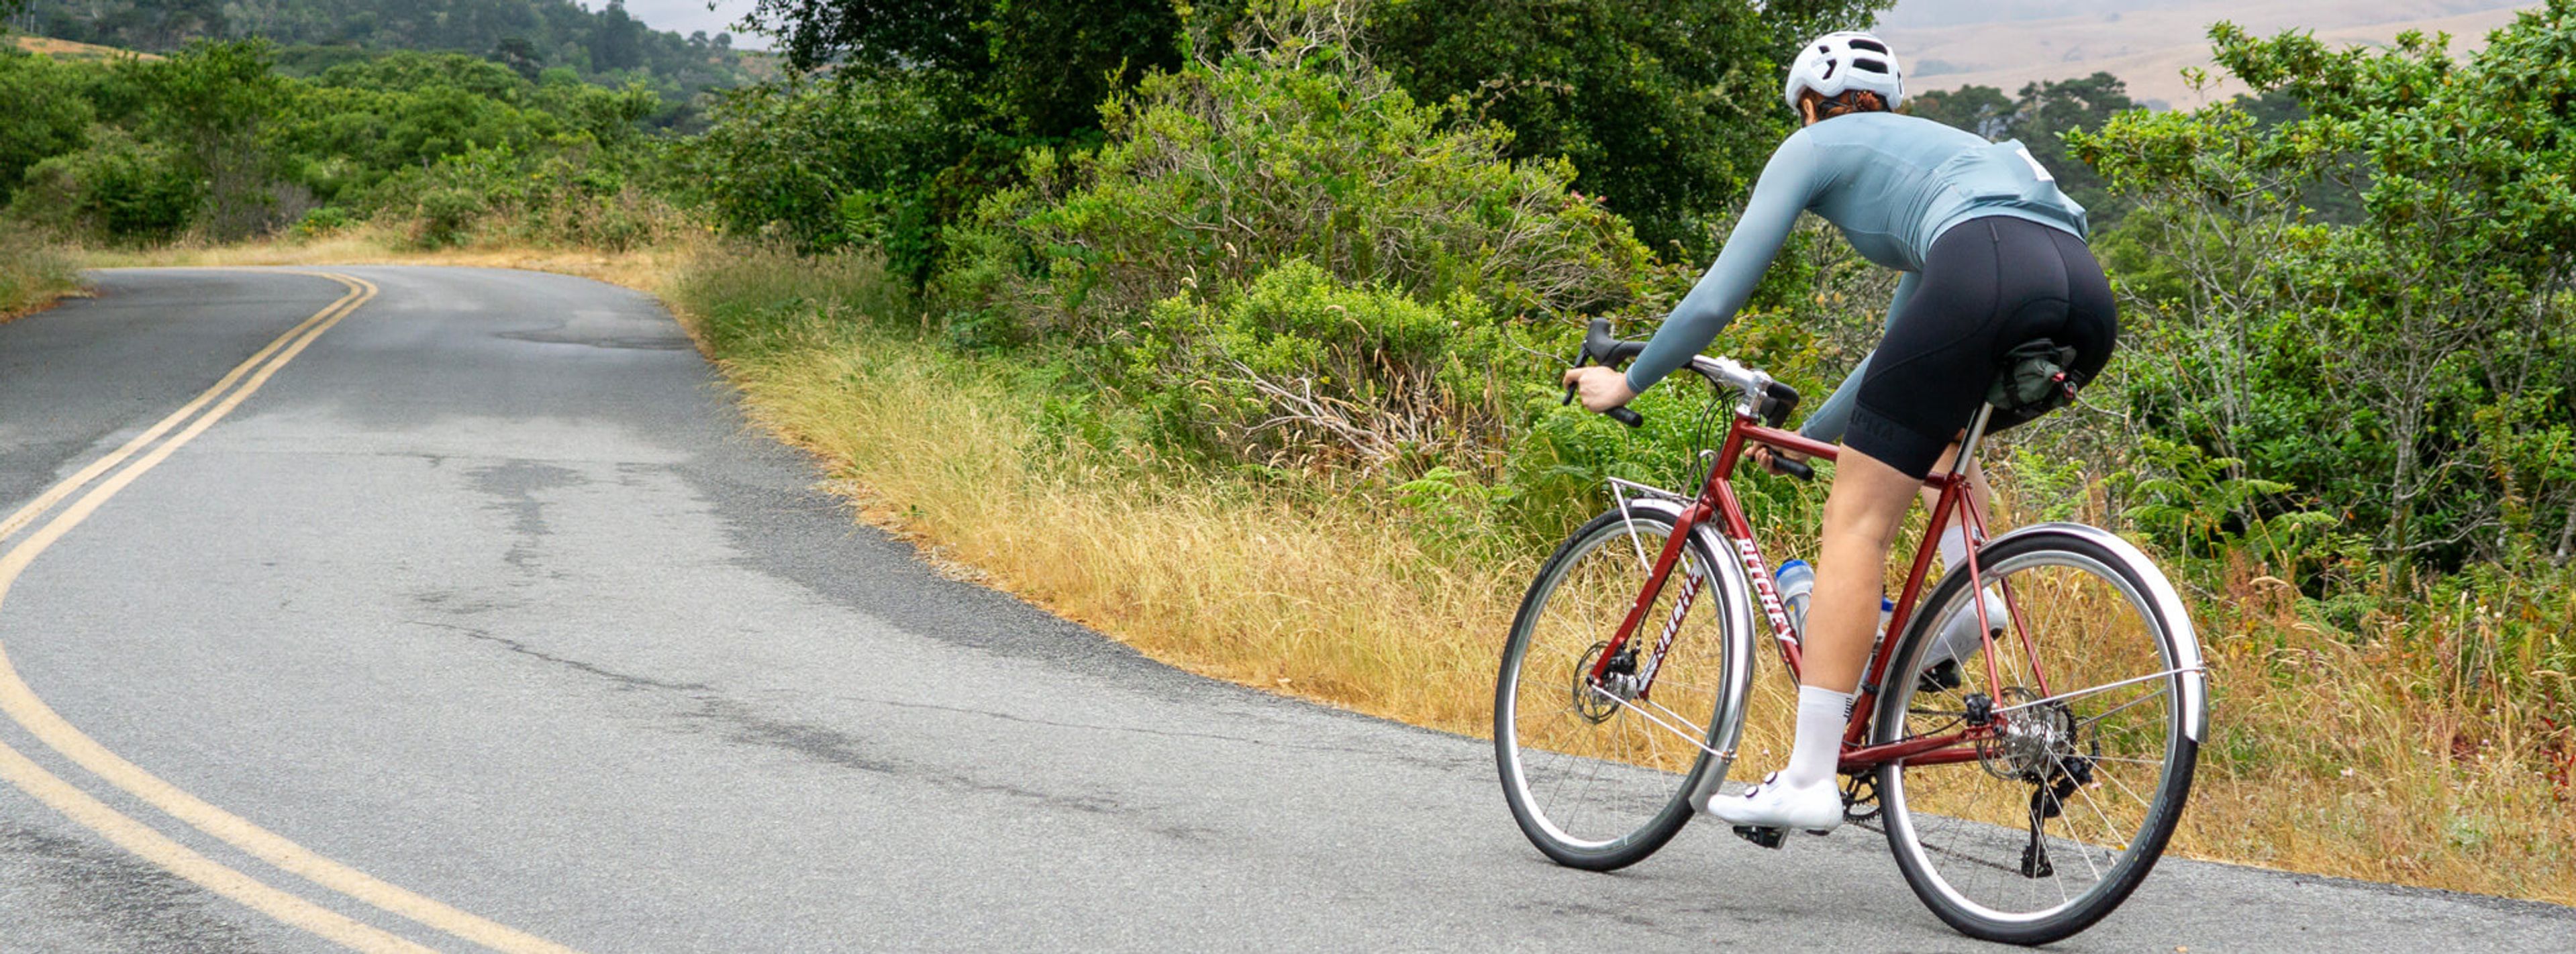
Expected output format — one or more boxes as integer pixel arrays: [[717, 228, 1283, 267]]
[[0, 270, 578, 953]]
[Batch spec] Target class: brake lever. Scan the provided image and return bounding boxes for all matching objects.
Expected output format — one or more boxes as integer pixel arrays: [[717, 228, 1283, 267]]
[[1565, 327, 1644, 427]]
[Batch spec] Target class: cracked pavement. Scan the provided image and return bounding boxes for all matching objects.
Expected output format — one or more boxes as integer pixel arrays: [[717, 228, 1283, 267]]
[[0, 266, 2567, 951]]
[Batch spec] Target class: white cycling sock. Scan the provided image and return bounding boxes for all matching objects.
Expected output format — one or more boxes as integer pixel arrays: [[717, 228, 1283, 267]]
[[1781, 684, 1856, 790], [1937, 523, 1970, 573]]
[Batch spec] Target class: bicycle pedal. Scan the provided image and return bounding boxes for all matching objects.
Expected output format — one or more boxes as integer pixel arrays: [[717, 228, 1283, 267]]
[[1731, 825, 1788, 849]]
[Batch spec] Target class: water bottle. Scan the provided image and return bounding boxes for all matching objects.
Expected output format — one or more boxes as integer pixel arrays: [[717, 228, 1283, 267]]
[[1775, 560, 1814, 638], [1775, 559, 1893, 648]]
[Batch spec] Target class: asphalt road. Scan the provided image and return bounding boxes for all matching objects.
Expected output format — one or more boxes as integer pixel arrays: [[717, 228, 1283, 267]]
[[0, 266, 2566, 952]]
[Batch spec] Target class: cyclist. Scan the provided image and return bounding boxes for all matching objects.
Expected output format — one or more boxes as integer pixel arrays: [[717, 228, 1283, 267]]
[[1560, 30, 2116, 833]]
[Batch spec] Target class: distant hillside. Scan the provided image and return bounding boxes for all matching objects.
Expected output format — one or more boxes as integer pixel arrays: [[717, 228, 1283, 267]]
[[8, 33, 160, 62], [1877, 0, 2534, 107], [11, 0, 754, 106]]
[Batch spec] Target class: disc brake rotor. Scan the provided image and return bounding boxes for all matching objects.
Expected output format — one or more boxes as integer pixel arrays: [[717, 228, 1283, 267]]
[[1570, 641, 1639, 724]]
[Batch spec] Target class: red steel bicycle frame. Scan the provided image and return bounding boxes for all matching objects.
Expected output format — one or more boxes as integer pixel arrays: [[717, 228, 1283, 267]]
[[1583, 409, 2052, 774]]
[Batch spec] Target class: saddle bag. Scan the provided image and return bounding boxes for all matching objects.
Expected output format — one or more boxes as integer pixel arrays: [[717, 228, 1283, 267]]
[[1987, 339, 2084, 416]]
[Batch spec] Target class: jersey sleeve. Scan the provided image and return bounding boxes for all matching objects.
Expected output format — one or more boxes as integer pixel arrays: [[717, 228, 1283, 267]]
[[1625, 134, 1824, 394]]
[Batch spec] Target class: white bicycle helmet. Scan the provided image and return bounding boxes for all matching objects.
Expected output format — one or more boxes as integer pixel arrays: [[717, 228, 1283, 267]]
[[1783, 31, 1903, 113]]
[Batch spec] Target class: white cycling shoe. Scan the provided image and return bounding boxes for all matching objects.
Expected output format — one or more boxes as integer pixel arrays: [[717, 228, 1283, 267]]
[[1705, 772, 1844, 833]]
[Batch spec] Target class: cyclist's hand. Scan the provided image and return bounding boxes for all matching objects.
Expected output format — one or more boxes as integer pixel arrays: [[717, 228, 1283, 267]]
[[1749, 445, 1812, 476], [1562, 366, 1636, 413]]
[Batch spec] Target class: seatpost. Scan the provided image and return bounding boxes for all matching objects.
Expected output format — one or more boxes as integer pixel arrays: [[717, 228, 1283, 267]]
[[1950, 403, 1995, 478]]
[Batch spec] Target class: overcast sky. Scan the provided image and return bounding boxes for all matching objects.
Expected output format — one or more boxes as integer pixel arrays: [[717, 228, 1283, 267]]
[[611, 0, 771, 49]]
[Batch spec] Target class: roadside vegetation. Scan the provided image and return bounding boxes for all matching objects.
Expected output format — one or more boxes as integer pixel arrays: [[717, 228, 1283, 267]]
[[0, 230, 80, 318], [4, 0, 2569, 904]]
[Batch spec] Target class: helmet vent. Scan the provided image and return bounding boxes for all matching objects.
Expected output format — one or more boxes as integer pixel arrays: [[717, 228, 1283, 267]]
[[1852, 58, 1889, 74], [1820, 60, 1838, 80], [1848, 38, 1889, 54]]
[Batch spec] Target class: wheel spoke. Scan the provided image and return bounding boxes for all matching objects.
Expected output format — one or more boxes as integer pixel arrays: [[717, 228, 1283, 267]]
[[1497, 510, 1740, 869], [1876, 539, 2197, 941]]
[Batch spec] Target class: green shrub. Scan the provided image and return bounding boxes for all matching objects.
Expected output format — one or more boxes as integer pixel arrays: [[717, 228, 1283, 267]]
[[356, 141, 685, 251], [413, 185, 484, 248], [7, 128, 201, 243], [287, 205, 352, 238], [940, 21, 1659, 346], [0, 48, 97, 205], [674, 73, 966, 268], [920, 13, 1676, 484], [1143, 260, 1538, 470]]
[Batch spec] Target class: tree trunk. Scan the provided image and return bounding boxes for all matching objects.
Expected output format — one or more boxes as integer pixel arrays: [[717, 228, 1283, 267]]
[[2555, 496, 2575, 568]]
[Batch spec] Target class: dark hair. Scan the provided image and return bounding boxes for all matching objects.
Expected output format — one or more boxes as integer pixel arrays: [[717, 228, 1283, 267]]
[[1802, 89, 1890, 121]]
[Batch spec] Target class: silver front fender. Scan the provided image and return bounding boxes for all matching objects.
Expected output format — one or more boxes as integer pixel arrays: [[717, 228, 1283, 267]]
[[1609, 498, 1763, 814]]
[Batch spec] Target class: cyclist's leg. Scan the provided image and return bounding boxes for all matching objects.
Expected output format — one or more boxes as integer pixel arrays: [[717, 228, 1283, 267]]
[[1801, 360, 1998, 575], [1710, 452, 1918, 831], [1804, 455, 1926, 694], [1918, 441, 2010, 671], [1714, 217, 2057, 832]]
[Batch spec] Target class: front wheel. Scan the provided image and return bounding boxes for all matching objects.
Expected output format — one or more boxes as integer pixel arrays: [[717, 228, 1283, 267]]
[[1495, 506, 1747, 871], [1872, 527, 2203, 945]]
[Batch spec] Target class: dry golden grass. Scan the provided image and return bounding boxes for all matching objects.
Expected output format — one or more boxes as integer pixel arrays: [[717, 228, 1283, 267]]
[[8, 34, 162, 62], [722, 335, 1534, 734], [1, 235, 85, 323], [653, 244, 2575, 908], [76, 223, 699, 290]]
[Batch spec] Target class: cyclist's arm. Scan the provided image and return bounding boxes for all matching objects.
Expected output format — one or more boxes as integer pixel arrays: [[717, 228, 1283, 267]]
[[1799, 270, 1920, 442], [1624, 134, 1824, 394]]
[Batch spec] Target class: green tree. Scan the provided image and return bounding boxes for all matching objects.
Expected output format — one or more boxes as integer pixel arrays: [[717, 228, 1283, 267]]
[[0, 50, 97, 201], [132, 38, 285, 238], [1906, 71, 2134, 221], [2073, 3, 2576, 572], [741, 0, 1185, 139], [1906, 83, 2012, 138], [1367, 0, 1892, 260], [675, 72, 963, 266]]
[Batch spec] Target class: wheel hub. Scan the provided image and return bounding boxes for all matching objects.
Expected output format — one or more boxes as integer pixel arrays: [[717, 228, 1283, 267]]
[[1571, 641, 1640, 723], [1978, 687, 2077, 782]]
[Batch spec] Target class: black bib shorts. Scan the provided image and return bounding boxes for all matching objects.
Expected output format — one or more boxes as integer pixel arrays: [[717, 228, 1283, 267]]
[[1843, 215, 2118, 479]]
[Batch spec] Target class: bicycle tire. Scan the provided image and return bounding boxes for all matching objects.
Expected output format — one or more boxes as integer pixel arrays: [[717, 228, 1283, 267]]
[[1871, 525, 2203, 945], [1495, 506, 1747, 871]]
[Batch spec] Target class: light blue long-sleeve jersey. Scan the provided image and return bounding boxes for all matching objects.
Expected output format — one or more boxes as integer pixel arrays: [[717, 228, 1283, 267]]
[[1624, 111, 2089, 396]]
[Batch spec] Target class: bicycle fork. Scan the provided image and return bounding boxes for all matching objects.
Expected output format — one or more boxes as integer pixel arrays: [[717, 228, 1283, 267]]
[[1578, 498, 1761, 820]]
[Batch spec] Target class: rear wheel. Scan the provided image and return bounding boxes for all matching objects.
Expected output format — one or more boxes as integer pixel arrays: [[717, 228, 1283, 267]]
[[1495, 507, 1742, 870], [1871, 529, 2199, 945]]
